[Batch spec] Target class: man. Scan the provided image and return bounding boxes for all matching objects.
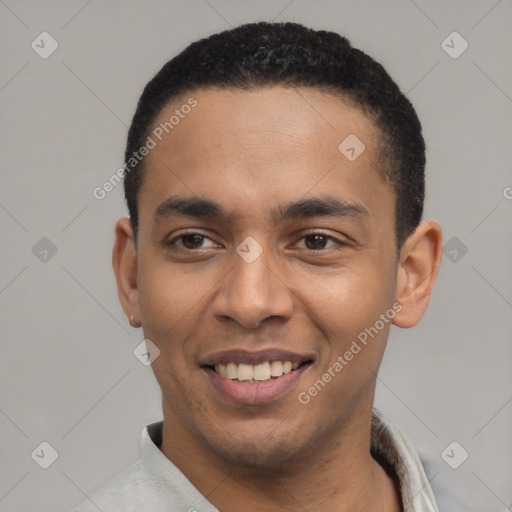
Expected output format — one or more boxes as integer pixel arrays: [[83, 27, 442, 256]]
[[76, 21, 443, 511]]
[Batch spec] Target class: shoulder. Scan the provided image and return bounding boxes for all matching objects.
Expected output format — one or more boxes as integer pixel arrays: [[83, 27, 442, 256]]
[[72, 460, 164, 511], [72, 421, 215, 512]]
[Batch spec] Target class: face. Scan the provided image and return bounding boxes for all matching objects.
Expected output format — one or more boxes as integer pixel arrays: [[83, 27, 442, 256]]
[[114, 86, 439, 469]]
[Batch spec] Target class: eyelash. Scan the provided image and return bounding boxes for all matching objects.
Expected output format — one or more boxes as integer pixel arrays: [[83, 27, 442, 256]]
[[166, 230, 345, 252]]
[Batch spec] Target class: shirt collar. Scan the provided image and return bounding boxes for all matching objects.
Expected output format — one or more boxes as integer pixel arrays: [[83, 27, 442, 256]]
[[371, 408, 439, 511], [141, 408, 439, 511]]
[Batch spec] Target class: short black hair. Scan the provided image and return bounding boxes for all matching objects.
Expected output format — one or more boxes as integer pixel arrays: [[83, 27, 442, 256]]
[[124, 21, 425, 247]]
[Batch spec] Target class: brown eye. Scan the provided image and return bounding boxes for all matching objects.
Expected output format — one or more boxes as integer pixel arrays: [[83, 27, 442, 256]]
[[181, 234, 206, 249], [166, 231, 220, 252], [304, 234, 329, 250]]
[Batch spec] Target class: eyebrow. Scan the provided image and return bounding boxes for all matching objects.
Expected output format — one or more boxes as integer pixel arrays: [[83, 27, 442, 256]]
[[274, 196, 368, 221], [154, 195, 369, 223]]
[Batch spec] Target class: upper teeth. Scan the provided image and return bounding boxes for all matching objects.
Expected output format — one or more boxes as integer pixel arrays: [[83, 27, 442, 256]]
[[214, 361, 300, 381]]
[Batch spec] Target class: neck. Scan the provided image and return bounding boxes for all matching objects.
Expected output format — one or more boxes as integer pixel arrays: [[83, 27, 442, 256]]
[[159, 400, 401, 512]]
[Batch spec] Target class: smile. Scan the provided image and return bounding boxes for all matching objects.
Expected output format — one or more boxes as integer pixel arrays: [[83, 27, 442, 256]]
[[200, 349, 314, 404], [213, 360, 306, 383]]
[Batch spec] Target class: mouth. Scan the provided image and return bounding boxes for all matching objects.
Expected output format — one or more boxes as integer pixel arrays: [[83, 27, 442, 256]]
[[207, 359, 312, 384], [200, 349, 314, 404]]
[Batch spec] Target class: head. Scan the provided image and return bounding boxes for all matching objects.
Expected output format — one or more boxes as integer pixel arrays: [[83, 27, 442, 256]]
[[124, 21, 426, 249], [113, 22, 442, 469]]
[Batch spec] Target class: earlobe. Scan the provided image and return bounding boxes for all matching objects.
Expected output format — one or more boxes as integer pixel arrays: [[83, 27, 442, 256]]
[[112, 218, 141, 327], [393, 220, 443, 328]]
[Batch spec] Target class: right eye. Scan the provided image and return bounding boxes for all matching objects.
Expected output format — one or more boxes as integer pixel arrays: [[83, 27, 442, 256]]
[[166, 231, 220, 251]]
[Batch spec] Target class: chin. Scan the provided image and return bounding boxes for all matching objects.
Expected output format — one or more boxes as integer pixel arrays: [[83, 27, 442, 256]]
[[213, 441, 299, 470], [202, 426, 305, 470]]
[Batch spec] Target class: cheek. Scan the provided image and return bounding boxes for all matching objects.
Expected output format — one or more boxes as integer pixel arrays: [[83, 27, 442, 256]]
[[137, 256, 210, 359], [294, 263, 392, 340], [293, 264, 397, 395], [294, 271, 394, 413]]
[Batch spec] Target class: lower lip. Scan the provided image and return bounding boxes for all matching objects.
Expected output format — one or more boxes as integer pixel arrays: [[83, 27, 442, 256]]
[[203, 365, 310, 405]]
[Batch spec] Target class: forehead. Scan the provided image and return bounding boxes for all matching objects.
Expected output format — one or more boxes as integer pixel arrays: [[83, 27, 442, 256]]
[[149, 86, 380, 163], [138, 86, 393, 229]]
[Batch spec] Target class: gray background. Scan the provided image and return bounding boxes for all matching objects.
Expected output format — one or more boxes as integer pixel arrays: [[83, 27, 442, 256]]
[[0, 1, 511, 511]]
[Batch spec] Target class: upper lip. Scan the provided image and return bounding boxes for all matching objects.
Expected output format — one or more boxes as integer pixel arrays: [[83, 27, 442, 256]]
[[199, 349, 315, 367]]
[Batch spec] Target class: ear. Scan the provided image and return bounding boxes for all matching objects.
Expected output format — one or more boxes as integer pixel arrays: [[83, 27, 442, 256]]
[[393, 220, 443, 328], [112, 217, 141, 327]]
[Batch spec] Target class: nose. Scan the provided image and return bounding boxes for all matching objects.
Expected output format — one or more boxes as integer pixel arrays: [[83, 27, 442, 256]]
[[212, 243, 294, 329]]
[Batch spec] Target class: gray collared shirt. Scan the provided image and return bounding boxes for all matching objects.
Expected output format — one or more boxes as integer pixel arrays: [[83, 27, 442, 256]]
[[74, 408, 441, 511]]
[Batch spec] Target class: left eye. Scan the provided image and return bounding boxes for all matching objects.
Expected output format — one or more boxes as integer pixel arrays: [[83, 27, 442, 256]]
[[296, 233, 341, 251], [169, 233, 218, 250]]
